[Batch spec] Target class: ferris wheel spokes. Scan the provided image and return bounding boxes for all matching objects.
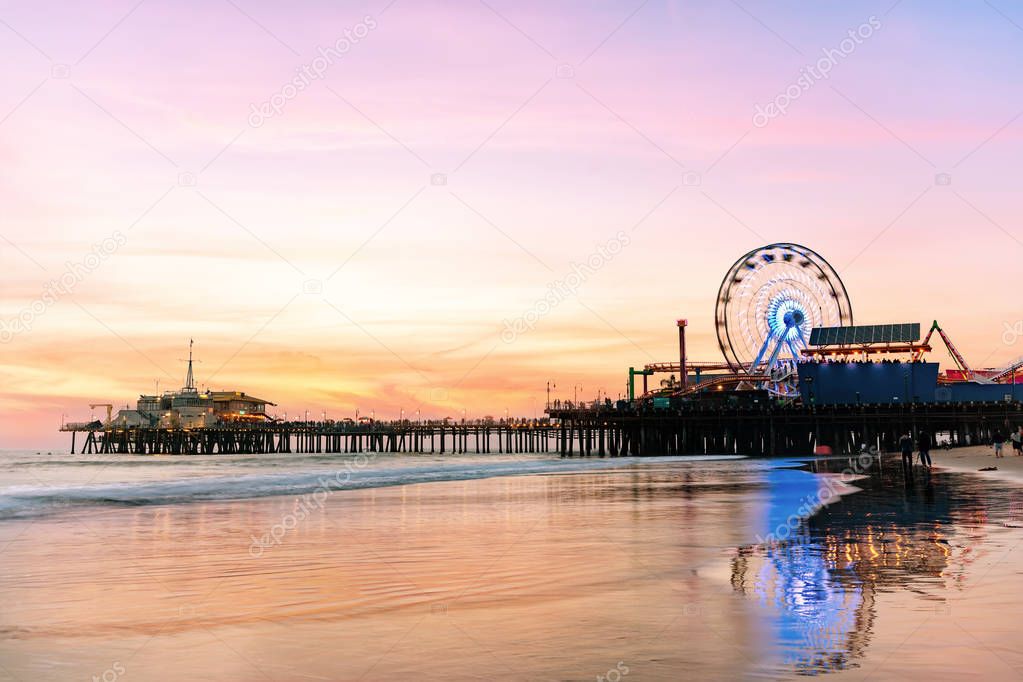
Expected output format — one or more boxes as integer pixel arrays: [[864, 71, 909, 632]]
[[715, 244, 852, 396]]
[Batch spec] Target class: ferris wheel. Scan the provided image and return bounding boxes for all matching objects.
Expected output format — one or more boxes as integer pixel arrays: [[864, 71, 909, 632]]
[[714, 243, 852, 393]]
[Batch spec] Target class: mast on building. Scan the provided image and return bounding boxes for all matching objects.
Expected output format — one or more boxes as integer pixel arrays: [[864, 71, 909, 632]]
[[183, 339, 197, 392]]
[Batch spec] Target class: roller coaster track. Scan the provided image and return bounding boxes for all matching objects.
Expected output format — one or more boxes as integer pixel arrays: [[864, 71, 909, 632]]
[[643, 361, 745, 373], [992, 358, 1023, 383], [638, 373, 769, 399], [679, 374, 768, 394]]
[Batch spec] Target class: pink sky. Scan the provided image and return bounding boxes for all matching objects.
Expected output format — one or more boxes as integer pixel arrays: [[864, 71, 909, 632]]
[[3, 0, 1023, 447]]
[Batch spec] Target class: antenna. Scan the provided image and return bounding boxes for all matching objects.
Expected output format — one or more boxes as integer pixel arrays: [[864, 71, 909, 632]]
[[179, 339, 202, 391], [186, 339, 194, 390]]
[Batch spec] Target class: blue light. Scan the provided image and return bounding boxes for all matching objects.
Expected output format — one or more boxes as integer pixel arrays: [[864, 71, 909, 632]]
[[767, 293, 810, 342]]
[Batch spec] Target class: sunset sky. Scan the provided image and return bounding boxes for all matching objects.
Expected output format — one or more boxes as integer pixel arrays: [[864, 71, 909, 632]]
[[3, 0, 1023, 447]]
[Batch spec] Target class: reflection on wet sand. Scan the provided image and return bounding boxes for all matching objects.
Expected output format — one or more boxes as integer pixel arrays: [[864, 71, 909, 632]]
[[730, 455, 1013, 677]]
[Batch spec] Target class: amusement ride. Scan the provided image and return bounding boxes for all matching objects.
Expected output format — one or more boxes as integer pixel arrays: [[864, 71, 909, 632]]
[[633, 242, 1023, 403]]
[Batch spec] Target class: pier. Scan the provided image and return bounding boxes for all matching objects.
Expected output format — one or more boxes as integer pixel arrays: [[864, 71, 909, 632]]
[[61, 420, 557, 456], [62, 400, 1023, 457], [550, 400, 1023, 457], [57, 244, 1023, 461]]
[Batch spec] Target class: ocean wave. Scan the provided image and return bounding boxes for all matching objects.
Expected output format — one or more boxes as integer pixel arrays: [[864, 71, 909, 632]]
[[0, 455, 746, 520]]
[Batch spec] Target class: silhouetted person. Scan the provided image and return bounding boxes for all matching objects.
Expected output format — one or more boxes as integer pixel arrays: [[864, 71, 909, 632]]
[[900, 431, 914, 473], [992, 430, 1005, 458], [917, 431, 932, 469]]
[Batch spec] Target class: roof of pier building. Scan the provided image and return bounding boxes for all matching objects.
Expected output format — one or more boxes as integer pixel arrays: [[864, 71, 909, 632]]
[[207, 391, 276, 407]]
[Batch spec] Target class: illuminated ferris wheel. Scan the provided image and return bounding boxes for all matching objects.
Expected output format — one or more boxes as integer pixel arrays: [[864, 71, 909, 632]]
[[715, 244, 852, 394]]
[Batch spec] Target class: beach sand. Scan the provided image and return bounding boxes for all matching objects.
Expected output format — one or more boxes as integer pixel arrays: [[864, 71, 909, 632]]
[[932, 444, 1023, 482]]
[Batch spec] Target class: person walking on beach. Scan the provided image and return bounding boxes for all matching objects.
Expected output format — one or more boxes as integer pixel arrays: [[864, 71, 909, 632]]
[[1011, 427, 1022, 456], [992, 430, 1005, 458], [917, 431, 932, 469], [899, 431, 915, 473]]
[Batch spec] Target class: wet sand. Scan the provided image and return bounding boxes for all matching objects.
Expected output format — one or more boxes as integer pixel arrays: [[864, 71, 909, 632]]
[[0, 462, 766, 681]]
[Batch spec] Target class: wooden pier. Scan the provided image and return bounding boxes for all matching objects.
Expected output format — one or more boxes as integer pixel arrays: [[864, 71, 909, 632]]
[[61, 420, 557, 456], [62, 401, 1023, 457], [550, 400, 1023, 457]]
